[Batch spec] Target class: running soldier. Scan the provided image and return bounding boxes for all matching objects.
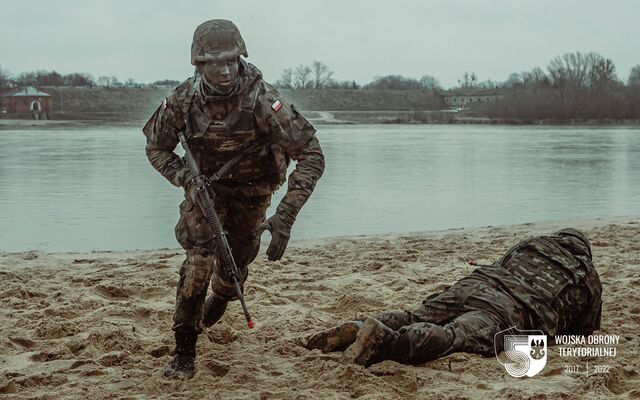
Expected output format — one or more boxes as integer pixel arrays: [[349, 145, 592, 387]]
[[143, 19, 324, 379]]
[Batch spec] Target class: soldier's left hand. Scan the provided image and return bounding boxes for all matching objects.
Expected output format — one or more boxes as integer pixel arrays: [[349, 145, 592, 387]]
[[259, 214, 292, 261]]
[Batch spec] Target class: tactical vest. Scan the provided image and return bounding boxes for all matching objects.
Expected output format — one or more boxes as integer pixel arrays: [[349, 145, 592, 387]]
[[471, 234, 601, 334], [181, 76, 282, 192], [498, 237, 587, 301]]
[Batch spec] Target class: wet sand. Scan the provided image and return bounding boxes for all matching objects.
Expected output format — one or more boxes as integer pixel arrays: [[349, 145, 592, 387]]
[[1, 218, 638, 399]]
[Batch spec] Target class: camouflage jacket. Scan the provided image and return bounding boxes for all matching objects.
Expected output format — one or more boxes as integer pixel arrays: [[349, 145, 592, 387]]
[[142, 62, 324, 225], [474, 233, 602, 336]]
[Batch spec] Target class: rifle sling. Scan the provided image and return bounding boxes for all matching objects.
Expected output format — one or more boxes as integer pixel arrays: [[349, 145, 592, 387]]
[[209, 142, 261, 182]]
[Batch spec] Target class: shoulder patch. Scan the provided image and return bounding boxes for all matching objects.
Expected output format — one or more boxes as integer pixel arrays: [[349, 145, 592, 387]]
[[161, 98, 168, 111], [271, 100, 283, 112]]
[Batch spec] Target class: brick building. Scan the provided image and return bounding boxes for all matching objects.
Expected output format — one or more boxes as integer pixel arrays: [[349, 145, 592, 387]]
[[1, 86, 53, 118]]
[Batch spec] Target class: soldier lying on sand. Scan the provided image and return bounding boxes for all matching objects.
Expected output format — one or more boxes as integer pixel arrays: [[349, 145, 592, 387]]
[[305, 228, 602, 367]]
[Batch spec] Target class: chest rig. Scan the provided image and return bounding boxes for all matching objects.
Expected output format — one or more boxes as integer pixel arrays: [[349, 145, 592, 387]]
[[181, 75, 272, 184], [498, 237, 586, 300]]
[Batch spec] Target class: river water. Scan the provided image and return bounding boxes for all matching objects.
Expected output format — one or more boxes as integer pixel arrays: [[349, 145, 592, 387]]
[[1, 124, 639, 252]]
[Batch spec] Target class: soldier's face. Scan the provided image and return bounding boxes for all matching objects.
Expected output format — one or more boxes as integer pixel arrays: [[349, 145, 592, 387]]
[[201, 58, 240, 93]]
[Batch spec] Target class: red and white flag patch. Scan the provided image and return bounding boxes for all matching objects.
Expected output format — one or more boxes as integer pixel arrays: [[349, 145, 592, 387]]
[[161, 98, 168, 111], [271, 100, 283, 112]]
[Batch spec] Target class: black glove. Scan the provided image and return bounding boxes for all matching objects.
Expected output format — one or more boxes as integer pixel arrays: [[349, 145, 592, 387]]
[[260, 214, 292, 261]]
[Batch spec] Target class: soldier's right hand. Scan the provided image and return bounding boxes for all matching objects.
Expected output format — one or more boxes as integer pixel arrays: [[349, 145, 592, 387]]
[[184, 179, 204, 209]]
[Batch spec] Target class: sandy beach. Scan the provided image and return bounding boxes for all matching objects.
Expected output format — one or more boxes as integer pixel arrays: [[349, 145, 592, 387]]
[[1, 218, 638, 399]]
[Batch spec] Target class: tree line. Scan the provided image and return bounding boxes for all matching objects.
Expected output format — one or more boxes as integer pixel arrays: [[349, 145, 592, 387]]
[[0, 67, 179, 89], [484, 52, 640, 120], [2, 52, 639, 120], [271, 61, 443, 91]]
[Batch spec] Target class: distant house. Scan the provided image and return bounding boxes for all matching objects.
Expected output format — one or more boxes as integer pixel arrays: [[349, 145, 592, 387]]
[[0, 86, 53, 117], [441, 90, 504, 109]]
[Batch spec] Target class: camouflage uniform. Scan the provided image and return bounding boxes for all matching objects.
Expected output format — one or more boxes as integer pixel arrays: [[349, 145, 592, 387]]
[[309, 229, 602, 366], [143, 61, 324, 333]]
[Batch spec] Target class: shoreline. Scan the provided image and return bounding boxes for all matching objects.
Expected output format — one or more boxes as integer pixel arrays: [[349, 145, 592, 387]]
[[1, 217, 638, 398], [2, 215, 638, 256], [2, 115, 640, 130]]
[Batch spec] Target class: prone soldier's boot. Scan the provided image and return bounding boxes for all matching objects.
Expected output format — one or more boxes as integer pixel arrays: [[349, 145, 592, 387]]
[[305, 321, 363, 353], [202, 294, 228, 327], [341, 318, 396, 367], [163, 329, 198, 379]]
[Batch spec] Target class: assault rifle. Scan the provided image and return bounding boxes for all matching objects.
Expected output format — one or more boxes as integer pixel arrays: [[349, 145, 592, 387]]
[[177, 131, 255, 329]]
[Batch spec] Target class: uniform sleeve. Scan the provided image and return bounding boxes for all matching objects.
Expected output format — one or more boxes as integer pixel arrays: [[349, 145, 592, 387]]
[[142, 90, 192, 188], [256, 82, 325, 225]]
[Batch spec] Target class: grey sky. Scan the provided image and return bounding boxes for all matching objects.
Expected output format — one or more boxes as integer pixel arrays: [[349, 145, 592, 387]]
[[1, 0, 638, 87]]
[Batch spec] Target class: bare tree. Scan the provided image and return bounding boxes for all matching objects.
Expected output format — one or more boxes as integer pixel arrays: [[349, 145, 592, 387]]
[[547, 51, 617, 113], [16, 71, 37, 86], [457, 71, 478, 89], [97, 76, 110, 87], [419, 74, 442, 91], [293, 65, 312, 89], [152, 79, 180, 87], [64, 73, 94, 87], [274, 68, 294, 89], [365, 75, 422, 90], [311, 61, 334, 89], [521, 67, 549, 88], [547, 52, 615, 90], [505, 73, 523, 88], [586, 53, 616, 91], [0, 66, 12, 87], [629, 65, 640, 87], [109, 76, 122, 87], [478, 79, 497, 89]]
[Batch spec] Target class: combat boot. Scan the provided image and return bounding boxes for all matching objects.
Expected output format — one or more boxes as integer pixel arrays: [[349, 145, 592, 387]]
[[341, 318, 396, 367], [202, 294, 228, 327], [163, 329, 198, 379], [305, 321, 363, 352]]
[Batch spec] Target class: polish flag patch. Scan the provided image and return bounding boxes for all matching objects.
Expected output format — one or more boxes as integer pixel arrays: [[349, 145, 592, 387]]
[[161, 98, 168, 111], [271, 100, 283, 112]]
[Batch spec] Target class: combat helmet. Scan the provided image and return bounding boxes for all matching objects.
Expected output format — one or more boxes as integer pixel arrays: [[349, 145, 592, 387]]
[[553, 228, 592, 258], [191, 19, 248, 65]]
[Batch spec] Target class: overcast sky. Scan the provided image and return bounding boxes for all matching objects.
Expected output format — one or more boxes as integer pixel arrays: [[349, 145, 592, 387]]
[[1, 0, 638, 87]]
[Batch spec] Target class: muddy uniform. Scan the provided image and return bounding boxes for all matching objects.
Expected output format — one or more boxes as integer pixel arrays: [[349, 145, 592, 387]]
[[143, 62, 324, 332], [309, 229, 602, 366]]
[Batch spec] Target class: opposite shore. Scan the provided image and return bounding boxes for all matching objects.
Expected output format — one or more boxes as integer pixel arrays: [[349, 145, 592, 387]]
[[2, 115, 640, 130], [2, 86, 640, 127]]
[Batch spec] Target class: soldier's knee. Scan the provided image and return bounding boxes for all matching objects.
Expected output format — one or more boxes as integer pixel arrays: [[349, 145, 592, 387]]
[[210, 264, 248, 301], [179, 251, 215, 298]]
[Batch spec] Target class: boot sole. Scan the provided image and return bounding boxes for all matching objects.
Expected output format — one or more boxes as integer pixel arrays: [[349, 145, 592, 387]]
[[306, 321, 362, 353], [341, 318, 388, 367]]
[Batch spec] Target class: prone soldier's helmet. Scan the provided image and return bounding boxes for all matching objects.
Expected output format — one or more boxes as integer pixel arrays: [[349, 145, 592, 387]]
[[554, 228, 592, 258], [191, 19, 248, 65]]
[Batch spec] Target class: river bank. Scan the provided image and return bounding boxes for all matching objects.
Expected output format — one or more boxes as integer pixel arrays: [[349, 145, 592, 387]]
[[2, 115, 640, 130], [1, 218, 638, 399]]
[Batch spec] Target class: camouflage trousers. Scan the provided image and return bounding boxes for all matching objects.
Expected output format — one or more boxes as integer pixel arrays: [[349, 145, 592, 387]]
[[172, 192, 271, 332], [368, 277, 531, 364]]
